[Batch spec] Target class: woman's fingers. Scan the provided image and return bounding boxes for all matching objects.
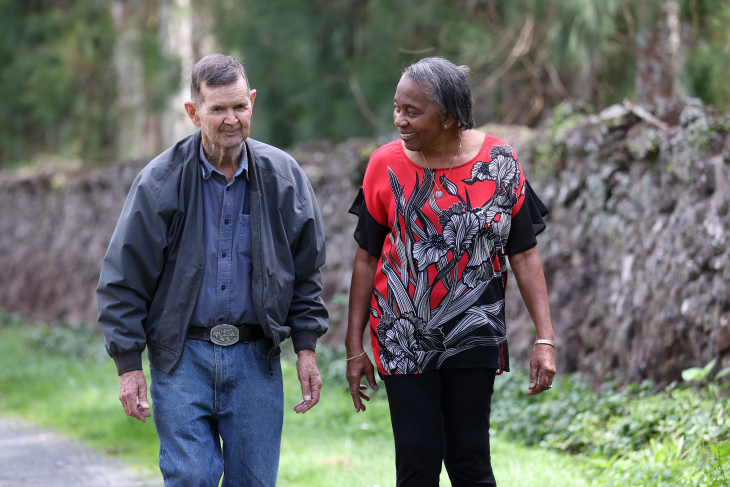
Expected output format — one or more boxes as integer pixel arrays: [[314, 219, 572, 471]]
[[358, 384, 371, 402], [346, 355, 379, 412], [526, 344, 556, 396]]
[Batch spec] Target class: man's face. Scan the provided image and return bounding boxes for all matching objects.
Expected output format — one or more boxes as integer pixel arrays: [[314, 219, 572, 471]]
[[186, 76, 256, 150]]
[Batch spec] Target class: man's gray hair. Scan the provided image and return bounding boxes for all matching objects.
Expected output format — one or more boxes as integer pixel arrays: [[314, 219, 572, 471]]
[[191, 54, 250, 105], [402, 57, 475, 130]]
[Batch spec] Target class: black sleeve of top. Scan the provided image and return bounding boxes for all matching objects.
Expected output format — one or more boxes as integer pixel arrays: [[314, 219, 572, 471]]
[[348, 187, 390, 258], [505, 179, 550, 255]]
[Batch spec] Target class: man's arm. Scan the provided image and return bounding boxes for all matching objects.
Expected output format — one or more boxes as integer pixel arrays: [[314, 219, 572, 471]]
[[287, 179, 328, 413], [97, 174, 168, 420]]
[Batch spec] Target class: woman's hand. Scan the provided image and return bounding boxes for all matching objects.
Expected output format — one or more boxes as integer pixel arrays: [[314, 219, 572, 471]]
[[345, 247, 380, 412], [507, 246, 557, 396], [346, 353, 379, 412], [526, 344, 556, 396]]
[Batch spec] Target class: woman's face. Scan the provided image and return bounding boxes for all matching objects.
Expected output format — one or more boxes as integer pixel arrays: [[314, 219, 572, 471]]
[[393, 77, 447, 152]]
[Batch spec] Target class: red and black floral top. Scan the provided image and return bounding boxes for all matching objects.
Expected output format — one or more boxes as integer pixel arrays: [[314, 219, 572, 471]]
[[349, 135, 548, 376]]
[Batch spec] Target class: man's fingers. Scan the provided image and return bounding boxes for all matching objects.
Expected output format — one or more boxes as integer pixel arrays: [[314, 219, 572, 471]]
[[293, 399, 309, 413], [303, 376, 322, 412], [138, 383, 149, 410], [124, 395, 145, 421], [300, 376, 312, 402]]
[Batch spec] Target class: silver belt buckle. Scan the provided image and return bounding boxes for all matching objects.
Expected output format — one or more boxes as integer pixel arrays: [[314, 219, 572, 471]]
[[210, 324, 239, 346]]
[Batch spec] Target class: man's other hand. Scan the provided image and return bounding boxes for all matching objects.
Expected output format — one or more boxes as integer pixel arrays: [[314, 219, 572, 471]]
[[119, 370, 151, 422], [294, 350, 322, 414]]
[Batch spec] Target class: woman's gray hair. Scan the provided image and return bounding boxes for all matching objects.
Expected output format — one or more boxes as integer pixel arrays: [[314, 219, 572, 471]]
[[191, 54, 250, 106], [402, 57, 474, 130]]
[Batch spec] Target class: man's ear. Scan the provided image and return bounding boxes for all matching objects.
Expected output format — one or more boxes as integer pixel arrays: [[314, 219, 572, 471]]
[[184, 101, 202, 127], [249, 89, 257, 105]]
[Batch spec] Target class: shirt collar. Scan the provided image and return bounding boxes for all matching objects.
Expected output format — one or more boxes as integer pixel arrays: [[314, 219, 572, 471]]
[[199, 143, 248, 181]]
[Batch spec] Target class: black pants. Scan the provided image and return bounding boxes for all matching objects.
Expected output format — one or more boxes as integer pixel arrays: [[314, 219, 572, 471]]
[[382, 367, 497, 487]]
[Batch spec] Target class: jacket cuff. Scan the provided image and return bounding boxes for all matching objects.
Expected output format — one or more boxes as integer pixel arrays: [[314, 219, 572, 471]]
[[113, 351, 143, 375], [291, 330, 319, 353]]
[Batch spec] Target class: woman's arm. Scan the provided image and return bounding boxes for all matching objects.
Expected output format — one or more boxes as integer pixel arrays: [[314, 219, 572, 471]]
[[345, 246, 380, 412], [507, 245, 557, 396]]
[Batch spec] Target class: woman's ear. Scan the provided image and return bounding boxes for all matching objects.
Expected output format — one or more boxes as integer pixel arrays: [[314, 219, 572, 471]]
[[441, 113, 455, 130]]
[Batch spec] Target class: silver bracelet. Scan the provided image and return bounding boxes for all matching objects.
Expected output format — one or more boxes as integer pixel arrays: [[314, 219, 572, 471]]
[[346, 351, 367, 362], [534, 339, 555, 348]]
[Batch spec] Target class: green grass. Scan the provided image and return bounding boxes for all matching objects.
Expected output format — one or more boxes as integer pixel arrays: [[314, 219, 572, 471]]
[[0, 320, 589, 486], [278, 359, 588, 487]]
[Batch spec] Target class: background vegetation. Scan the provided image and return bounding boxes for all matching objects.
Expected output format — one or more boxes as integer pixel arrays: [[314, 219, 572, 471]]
[[0, 312, 728, 486], [1, 0, 729, 165], [0, 313, 589, 486]]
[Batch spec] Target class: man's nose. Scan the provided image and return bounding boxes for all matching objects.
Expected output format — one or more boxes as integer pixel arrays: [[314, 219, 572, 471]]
[[223, 109, 238, 126]]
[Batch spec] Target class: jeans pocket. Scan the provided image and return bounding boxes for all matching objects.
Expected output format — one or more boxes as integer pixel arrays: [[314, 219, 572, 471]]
[[252, 337, 280, 361], [239, 214, 252, 256]]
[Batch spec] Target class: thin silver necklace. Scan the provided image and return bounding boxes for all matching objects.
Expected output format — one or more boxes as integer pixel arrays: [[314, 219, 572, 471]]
[[420, 137, 462, 198]]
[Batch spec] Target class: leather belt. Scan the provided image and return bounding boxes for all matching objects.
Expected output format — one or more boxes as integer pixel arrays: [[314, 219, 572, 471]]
[[187, 324, 265, 346]]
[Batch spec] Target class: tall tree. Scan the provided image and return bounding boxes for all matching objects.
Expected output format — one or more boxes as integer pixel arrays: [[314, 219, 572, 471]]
[[0, 0, 117, 164]]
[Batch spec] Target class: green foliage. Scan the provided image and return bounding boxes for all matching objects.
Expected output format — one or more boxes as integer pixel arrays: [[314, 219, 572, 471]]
[[683, 1, 730, 110], [0, 0, 118, 164], [209, 0, 638, 147], [488, 361, 730, 486], [0, 0, 180, 167], [681, 358, 718, 383]]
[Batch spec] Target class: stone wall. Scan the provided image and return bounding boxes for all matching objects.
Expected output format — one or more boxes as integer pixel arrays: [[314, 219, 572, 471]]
[[508, 100, 730, 385], [1, 103, 728, 383]]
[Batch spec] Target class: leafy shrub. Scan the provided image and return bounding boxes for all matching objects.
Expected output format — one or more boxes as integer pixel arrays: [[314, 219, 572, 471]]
[[490, 365, 729, 486], [0, 309, 106, 362]]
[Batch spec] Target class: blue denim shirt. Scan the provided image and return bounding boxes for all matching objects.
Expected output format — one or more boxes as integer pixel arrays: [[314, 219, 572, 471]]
[[190, 145, 257, 327]]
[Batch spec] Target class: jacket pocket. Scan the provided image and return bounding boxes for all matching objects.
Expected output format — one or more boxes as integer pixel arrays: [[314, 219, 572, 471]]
[[239, 214, 252, 256]]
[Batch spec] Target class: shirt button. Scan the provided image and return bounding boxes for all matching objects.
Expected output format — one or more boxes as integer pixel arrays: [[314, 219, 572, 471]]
[[222, 252, 227, 258], [226, 186, 231, 191], [221, 285, 226, 290], [224, 219, 229, 225]]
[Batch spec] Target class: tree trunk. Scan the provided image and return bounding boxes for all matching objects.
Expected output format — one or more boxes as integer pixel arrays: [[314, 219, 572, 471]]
[[634, 1, 682, 108]]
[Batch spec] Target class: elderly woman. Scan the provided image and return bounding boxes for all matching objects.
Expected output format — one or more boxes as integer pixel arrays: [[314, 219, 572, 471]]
[[345, 57, 556, 486]]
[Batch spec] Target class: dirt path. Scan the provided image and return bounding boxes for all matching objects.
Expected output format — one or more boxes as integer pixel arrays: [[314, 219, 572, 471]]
[[0, 418, 162, 487]]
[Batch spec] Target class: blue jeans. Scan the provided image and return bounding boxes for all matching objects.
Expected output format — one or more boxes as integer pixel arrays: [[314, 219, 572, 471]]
[[150, 338, 283, 487]]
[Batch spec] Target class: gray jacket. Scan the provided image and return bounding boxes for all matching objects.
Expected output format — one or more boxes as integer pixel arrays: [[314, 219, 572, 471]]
[[97, 131, 328, 375]]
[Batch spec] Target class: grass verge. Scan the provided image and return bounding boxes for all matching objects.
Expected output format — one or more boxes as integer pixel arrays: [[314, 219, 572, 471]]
[[0, 316, 589, 486]]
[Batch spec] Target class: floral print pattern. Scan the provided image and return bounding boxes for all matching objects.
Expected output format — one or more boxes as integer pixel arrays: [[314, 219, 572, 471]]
[[371, 145, 522, 374]]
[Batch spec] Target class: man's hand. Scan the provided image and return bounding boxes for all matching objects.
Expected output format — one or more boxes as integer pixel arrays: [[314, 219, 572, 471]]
[[119, 370, 151, 422], [294, 350, 322, 413], [345, 352, 378, 412]]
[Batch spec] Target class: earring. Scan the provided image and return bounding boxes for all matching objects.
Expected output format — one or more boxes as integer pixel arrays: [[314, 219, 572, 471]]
[[444, 125, 448, 129]]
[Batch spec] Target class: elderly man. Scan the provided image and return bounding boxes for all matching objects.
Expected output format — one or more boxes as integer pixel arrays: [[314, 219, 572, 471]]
[[97, 54, 328, 486]]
